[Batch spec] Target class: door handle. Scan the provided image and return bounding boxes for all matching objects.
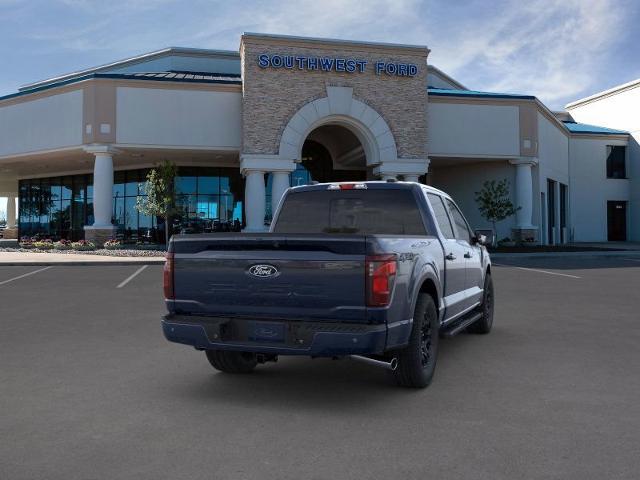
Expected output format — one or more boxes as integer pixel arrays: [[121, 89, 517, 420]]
[[464, 252, 472, 259], [445, 253, 456, 261]]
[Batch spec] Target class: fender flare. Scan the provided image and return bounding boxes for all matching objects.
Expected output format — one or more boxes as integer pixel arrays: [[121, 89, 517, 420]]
[[410, 263, 443, 321]]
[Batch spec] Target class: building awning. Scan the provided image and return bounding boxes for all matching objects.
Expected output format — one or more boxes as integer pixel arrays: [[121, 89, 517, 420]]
[[0, 71, 242, 103], [562, 121, 628, 135], [427, 87, 535, 100]]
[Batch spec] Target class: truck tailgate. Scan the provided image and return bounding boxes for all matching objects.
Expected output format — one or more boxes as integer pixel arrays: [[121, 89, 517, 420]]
[[171, 234, 367, 322]]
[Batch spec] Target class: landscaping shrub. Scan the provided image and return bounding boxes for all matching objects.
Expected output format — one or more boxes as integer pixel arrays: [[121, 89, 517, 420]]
[[103, 239, 123, 250], [33, 239, 54, 250], [53, 239, 73, 250], [70, 240, 96, 251]]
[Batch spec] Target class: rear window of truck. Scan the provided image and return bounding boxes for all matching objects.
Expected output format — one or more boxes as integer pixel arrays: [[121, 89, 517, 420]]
[[273, 189, 427, 235]]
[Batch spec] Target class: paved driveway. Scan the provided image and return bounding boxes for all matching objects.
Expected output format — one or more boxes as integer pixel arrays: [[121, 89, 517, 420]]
[[1, 258, 639, 479]]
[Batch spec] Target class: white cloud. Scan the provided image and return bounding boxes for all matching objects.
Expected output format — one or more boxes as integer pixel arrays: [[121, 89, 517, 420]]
[[4, 0, 634, 109], [426, 0, 631, 108], [188, 0, 428, 47], [181, 0, 633, 107]]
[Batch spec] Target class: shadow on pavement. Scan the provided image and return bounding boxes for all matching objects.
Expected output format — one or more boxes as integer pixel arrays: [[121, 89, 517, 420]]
[[162, 332, 482, 412]]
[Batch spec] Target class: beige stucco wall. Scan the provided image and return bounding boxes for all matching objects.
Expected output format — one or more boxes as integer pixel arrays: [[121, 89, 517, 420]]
[[116, 86, 242, 148], [430, 161, 517, 240], [427, 102, 520, 157], [567, 85, 640, 241], [240, 35, 429, 160], [0, 90, 83, 157]]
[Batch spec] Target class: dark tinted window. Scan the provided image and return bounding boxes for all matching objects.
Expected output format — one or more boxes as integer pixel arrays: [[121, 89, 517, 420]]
[[445, 198, 472, 243], [274, 188, 427, 235], [427, 193, 454, 239], [606, 146, 626, 178]]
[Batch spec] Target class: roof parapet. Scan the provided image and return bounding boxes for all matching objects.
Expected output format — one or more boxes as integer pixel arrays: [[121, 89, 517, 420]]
[[565, 78, 640, 109], [19, 47, 240, 93]]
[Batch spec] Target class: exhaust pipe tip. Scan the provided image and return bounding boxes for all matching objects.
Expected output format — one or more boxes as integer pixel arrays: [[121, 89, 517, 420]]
[[350, 355, 399, 371], [389, 357, 399, 371]]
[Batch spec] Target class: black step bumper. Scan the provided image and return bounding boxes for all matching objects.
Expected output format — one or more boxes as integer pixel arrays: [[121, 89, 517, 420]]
[[162, 314, 389, 357]]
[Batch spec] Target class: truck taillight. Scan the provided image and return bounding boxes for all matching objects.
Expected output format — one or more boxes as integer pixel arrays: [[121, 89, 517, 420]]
[[163, 252, 175, 300], [327, 183, 367, 190], [366, 254, 397, 307]]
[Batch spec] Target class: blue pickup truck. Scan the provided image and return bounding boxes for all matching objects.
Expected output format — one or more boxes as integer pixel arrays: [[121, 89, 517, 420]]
[[162, 181, 493, 388]]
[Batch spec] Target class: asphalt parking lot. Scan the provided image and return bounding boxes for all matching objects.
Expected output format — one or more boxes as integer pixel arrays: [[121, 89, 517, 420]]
[[1, 257, 640, 480]]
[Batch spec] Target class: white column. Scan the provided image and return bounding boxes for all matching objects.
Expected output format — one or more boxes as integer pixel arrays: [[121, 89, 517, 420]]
[[92, 152, 115, 227], [510, 158, 537, 229], [244, 170, 266, 232], [271, 172, 290, 216], [6, 195, 16, 229], [404, 174, 420, 183]]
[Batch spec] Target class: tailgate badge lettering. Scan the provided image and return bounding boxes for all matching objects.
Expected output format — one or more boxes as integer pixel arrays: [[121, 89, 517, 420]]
[[248, 264, 279, 278]]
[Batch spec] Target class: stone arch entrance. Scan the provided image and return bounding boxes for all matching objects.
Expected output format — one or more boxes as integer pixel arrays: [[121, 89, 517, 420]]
[[278, 86, 398, 168], [240, 86, 428, 231]]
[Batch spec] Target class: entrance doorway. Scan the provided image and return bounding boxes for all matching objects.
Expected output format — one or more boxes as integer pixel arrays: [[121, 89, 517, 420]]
[[547, 179, 556, 244], [265, 124, 368, 222], [607, 201, 627, 241], [301, 124, 368, 183]]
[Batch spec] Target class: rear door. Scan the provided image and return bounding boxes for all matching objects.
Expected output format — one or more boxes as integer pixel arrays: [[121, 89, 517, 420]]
[[607, 201, 627, 241], [426, 193, 467, 320], [444, 198, 483, 307]]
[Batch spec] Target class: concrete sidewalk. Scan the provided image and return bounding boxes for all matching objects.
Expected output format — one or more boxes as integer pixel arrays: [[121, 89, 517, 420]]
[[0, 251, 166, 266]]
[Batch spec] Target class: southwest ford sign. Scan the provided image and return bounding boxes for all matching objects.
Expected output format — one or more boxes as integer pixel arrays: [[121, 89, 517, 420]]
[[257, 54, 418, 77]]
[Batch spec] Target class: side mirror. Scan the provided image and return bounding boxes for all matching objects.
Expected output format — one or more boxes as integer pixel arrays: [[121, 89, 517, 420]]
[[474, 229, 493, 246]]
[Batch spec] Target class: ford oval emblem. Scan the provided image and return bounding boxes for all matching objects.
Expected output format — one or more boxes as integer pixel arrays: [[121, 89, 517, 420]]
[[248, 264, 279, 278]]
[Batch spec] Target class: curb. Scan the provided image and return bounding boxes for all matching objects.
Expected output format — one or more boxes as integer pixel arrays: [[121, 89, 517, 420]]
[[491, 250, 640, 260]]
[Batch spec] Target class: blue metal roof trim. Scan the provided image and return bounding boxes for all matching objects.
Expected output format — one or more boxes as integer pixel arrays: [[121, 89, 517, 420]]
[[562, 121, 628, 135], [427, 87, 536, 100], [0, 72, 242, 102]]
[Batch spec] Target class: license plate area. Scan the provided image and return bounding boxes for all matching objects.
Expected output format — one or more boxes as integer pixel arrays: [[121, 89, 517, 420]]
[[248, 321, 286, 343]]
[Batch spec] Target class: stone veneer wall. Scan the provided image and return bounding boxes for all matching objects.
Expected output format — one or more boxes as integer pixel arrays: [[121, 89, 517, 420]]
[[240, 36, 429, 160]]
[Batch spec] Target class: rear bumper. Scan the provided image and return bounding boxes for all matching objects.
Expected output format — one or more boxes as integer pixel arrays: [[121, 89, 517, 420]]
[[162, 314, 392, 356]]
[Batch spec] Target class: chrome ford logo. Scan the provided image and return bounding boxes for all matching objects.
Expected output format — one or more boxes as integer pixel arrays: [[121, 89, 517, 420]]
[[255, 327, 279, 338], [248, 264, 279, 278]]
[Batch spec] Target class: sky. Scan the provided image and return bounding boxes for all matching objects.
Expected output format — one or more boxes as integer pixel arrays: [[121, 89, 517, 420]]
[[0, 0, 639, 216]]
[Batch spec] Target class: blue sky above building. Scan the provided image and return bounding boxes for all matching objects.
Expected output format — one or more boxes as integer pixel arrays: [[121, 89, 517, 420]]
[[0, 0, 639, 111]]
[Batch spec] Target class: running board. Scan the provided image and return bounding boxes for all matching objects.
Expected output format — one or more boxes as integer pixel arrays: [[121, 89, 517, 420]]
[[441, 311, 483, 338]]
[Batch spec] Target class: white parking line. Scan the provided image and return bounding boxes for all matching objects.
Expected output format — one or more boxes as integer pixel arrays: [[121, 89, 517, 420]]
[[0, 266, 53, 286], [493, 263, 581, 279], [116, 265, 148, 289]]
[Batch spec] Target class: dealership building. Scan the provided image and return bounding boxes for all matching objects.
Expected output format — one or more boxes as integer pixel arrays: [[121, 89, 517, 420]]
[[0, 33, 637, 244]]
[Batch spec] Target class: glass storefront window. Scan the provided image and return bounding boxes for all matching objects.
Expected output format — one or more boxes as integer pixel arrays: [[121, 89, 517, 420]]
[[170, 167, 244, 234], [125, 172, 139, 196], [175, 175, 197, 195], [198, 176, 219, 195], [113, 171, 125, 199], [61, 178, 73, 201], [18, 166, 245, 241]]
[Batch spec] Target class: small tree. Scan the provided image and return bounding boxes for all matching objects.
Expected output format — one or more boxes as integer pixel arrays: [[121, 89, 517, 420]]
[[136, 160, 178, 246], [474, 179, 519, 245]]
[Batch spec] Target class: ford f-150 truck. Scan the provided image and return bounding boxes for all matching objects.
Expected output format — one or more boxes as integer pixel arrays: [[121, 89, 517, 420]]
[[162, 181, 493, 388]]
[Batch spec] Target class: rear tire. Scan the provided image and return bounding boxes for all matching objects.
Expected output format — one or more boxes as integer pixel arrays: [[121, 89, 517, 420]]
[[468, 273, 494, 334], [394, 293, 439, 388], [205, 350, 258, 374]]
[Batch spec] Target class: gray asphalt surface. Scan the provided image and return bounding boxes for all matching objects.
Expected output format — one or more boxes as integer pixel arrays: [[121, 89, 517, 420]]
[[1, 258, 639, 480]]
